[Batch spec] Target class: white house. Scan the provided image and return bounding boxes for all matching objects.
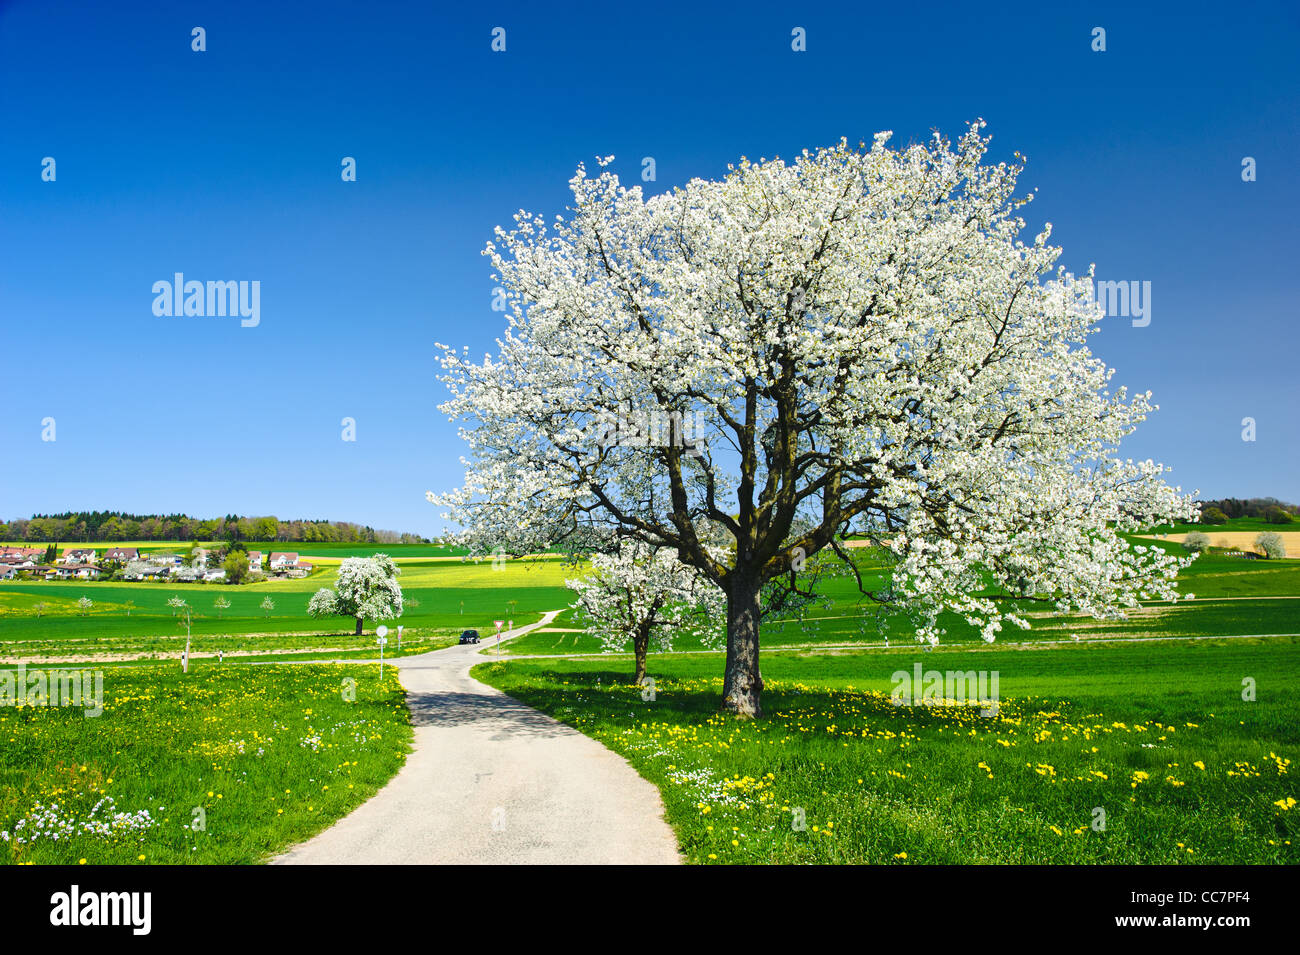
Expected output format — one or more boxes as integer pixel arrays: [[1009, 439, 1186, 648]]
[[0, 546, 43, 567], [58, 548, 97, 566], [54, 564, 101, 579], [248, 550, 264, 572], [269, 552, 299, 570]]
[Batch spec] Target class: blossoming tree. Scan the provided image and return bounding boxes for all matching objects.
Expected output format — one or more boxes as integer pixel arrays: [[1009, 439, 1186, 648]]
[[567, 540, 725, 684], [308, 554, 403, 635], [434, 121, 1197, 716]]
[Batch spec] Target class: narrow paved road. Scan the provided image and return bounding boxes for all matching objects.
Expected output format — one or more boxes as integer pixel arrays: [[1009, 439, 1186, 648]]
[[274, 613, 681, 865]]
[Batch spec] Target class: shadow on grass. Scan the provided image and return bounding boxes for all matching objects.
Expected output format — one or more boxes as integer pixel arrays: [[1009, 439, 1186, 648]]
[[478, 665, 1015, 737]]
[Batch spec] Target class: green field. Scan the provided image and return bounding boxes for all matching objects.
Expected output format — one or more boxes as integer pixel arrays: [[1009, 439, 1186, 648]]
[[500, 545, 1300, 657], [1, 661, 410, 864], [3, 519, 1297, 866], [475, 638, 1299, 864], [0, 557, 576, 663], [471, 523, 1300, 864], [0, 540, 469, 558], [1148, 518, 1297, 535]]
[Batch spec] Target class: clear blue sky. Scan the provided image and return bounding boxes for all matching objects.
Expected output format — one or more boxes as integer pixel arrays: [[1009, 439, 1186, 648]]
[[2, 0, 1297, 535]]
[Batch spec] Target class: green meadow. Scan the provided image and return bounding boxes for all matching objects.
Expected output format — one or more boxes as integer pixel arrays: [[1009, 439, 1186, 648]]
[[0, 556, 575, 663], [475, 638, 1300, 864], [471, 525, 1300, 864], [501, 544, 1300, 658], [1, 661, 411, 864], [2, 520, 1296, 865]]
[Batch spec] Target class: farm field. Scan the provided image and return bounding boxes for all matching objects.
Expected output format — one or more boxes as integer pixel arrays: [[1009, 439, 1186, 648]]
[[5, 526, 1296, 665], [0, 557, 576, 663], [500, 543, 1300, 657], [474, 637, 1300, 864], [0, 661, 411, 864], [3, 519, 1296, 867], [0, 541, 468, 559], [1147, 517, 1299, 535], [1151, 531, 1299, 554]]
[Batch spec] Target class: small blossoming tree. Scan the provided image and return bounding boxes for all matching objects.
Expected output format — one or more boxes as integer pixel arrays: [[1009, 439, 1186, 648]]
[[307, 554, 403, 635], [1256, 532, 1286, 559], [568, 540, 724, 684]]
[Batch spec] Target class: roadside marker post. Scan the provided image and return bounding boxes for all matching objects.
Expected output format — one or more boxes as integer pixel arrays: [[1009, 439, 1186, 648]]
[[377, 625, 389, 679], [397, 625, 403, 651], [494, 620, 504, 654]]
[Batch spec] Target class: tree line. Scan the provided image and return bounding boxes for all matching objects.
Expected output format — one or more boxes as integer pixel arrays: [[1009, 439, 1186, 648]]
[[1200, 498, 1297, 525], [0, 511, 429, 544]]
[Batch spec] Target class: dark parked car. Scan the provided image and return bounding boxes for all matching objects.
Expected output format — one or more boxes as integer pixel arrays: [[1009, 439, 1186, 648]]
[[458, 629, 480, 645]]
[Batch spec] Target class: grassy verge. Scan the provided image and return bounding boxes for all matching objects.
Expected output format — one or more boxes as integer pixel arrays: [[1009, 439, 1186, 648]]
[[0, 661, 411, 864], [474, 639, 1300, 864]]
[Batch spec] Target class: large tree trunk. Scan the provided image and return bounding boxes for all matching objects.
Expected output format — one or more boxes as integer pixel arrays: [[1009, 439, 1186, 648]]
[[633, 621, 651, 685], [722, 575, 763, 717], [354, 615, 363, 635]]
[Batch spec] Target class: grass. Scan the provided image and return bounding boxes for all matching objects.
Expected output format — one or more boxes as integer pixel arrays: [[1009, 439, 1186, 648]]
[[1147, 517, 1297, 535], [0, 540, 468, 558], [0, 558, 575, 662], [500, 545, 1300, 657], [0, 660, 412, 864], [2, 522, 1296, 866], [474, 638, 1300, 864]]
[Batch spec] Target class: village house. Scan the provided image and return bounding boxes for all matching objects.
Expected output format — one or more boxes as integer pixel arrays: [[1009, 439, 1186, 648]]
[[53, 563, 101, 580], [0, 546, 43, 567], [103, 546, 140, 562], [58, 548, 97, 566], [269, 551, 299, 570], [248, 550, 264, 572], [0, 565, 16, 580]]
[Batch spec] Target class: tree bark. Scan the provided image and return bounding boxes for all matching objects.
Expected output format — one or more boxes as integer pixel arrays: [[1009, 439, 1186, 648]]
[[633, 621, 651, 685], [354, 615, 363, 635], [722, 574, 763, 717]]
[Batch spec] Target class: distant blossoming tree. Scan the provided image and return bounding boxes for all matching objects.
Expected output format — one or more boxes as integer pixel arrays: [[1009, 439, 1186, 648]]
[[1255, 532, 1286, 559], [433, 121, 1197, 716], [568, 540, 725, 684], [307, 554, 403, 635]]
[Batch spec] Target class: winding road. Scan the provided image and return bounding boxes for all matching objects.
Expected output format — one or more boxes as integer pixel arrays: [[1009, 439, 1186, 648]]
[[274, 613, 681, 865]]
